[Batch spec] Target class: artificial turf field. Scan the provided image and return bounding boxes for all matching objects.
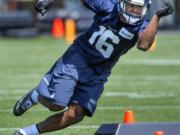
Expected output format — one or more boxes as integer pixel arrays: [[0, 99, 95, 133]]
[[0, 33, 180, 135]]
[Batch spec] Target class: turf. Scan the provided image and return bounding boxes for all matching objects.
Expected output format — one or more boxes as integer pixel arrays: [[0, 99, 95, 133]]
[[0, 33, 180, 135]]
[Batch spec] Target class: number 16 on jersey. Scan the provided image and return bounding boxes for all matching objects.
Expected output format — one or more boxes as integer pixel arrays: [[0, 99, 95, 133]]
[[89, 26, 120, 58]]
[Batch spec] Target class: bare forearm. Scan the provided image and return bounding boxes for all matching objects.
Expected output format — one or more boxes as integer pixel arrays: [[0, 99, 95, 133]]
[[137, 15, 159, 51], [137, 1, 173, 51], [37, 105, 85, 134]]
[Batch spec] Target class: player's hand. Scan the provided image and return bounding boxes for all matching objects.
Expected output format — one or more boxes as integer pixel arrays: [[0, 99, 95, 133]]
[[155, 1, 173, 19], [34, 0, 54, 16]]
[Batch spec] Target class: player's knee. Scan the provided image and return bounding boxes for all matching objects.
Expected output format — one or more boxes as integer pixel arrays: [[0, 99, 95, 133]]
[[67, 104, 85, 122]]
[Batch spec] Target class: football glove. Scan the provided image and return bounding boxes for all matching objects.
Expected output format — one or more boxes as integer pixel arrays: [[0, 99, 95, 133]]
[[155, 1, 173, 19], [34, 0, 54, 16]]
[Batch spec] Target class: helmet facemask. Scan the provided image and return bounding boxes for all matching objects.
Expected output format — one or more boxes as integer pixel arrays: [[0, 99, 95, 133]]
[[118, 0, 151, 25]]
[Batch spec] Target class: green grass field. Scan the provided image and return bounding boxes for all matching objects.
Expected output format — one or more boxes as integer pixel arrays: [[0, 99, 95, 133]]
[[0, 33, 180, 135]]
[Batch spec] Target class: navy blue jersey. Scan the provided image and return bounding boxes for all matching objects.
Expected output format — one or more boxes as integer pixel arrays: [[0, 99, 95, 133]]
[[73, 0, 149, 74]]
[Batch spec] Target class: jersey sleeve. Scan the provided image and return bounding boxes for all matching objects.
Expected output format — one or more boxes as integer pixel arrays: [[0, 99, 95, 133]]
[[82, 0, 115, 13], [137, 18, 150, 34]]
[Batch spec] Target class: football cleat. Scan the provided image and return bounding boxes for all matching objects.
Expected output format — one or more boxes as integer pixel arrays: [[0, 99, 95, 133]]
[[13, 90, 36, 116], [13, 129, 27, 135]]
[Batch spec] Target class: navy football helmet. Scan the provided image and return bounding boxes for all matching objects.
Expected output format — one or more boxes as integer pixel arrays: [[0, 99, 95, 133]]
[[118, 0, 152, 25]]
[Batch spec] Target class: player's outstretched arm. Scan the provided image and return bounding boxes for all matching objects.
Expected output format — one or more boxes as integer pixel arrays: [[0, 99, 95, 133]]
[[137, 1, 173, 51], [34, 0, 54, 16]]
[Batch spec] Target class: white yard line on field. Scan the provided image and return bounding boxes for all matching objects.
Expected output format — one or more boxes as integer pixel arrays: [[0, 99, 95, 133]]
[[1, 74, 180, 81], [1, 105, 180, 113], [0, 74, 41, 78], [0, 97, 19, 100], [0, 96, 31, 101], [109, 75, 180, 81], [1, 59, 180, 69], [0, 91, 177, 101], [0, 128, 17, 131], [103, 92, 175, 98], [120, 59, 180, 65], [97, 105, 180, 110], [0, 90, 26, 94], [0, 125, 99, 131], [106, 81, 177, 86]]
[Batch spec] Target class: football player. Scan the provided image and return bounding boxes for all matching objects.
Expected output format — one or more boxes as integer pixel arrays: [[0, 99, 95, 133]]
[[13, 0, 173, 134]]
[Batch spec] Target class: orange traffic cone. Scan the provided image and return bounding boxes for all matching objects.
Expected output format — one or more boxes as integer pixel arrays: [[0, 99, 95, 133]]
[[51, 18, 64, 38], [154, 131, 164, 135], [123, 110, 135, 124], [65, 18, 76, 44]]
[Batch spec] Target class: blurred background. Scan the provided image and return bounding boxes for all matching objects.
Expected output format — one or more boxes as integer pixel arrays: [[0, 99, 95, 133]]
[[0, 1, 180, 135], [0, 0, 179, 38]]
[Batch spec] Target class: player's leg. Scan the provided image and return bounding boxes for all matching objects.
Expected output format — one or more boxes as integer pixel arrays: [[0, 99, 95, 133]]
[[34, 52, 108, 133], [13, 70, 78, 134], [13, 103, 86, 135], [32, 75, 107, 134], [36, 71, 109, 134], [14, 87, 81, 135], [38, 95, 66, 111], [13, 45, 97, 134], [13, 75, 107, 134], [37, 103, 86, 133]]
